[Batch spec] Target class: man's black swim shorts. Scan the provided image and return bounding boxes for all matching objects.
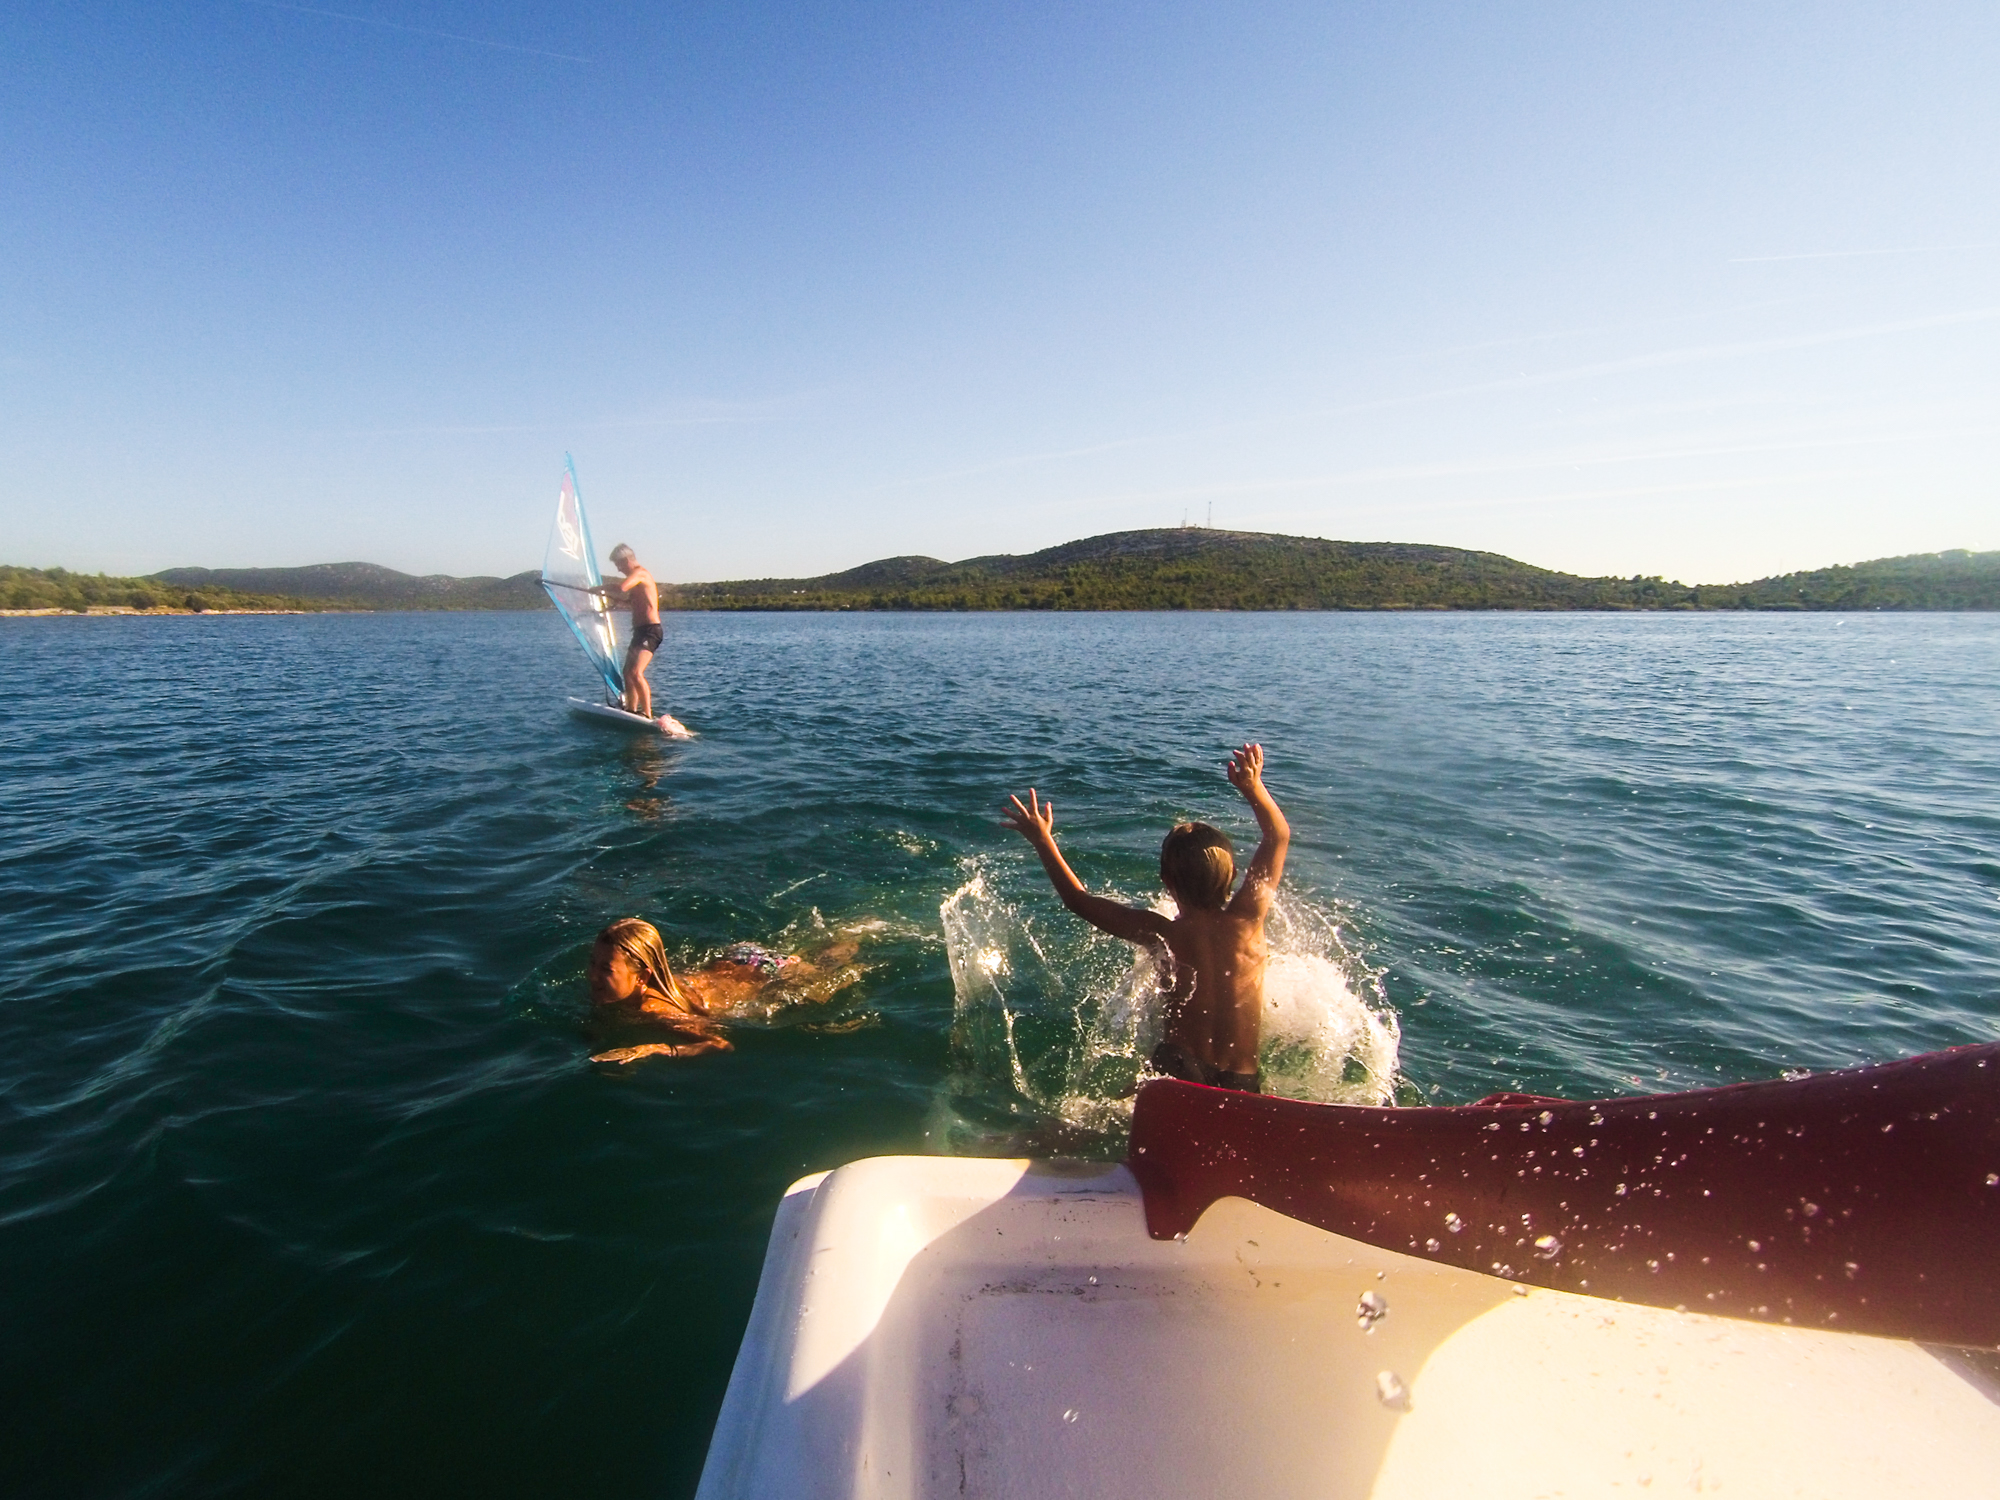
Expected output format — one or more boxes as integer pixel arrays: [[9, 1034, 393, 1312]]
[[631, 622, 665, 653]]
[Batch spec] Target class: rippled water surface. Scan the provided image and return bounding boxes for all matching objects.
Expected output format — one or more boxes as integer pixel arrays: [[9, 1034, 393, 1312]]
[[3, 610, 1996, 1497]]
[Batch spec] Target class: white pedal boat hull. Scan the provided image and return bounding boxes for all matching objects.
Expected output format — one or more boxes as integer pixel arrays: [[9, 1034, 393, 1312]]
[[696, 1155, 2000, 1500]]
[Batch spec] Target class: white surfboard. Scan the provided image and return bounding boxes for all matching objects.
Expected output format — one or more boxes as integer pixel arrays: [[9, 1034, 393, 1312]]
[[566, 698, 696, 737]]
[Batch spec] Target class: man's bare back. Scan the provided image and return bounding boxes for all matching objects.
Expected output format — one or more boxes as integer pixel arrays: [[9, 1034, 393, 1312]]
[[1002, 743, 1290, 1091]]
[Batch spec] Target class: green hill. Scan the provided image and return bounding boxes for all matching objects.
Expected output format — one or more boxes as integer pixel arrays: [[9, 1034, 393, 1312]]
[[1, 565, 316, 613], [1686, 549, 2000, 611], [672, 531, 2000, 612], [1, 562, 548, 613], [7, 538, 1994, 614], [150, 563, 547, 610]]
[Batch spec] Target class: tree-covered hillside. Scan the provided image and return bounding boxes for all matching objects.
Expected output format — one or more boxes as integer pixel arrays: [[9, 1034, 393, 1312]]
[[1686, 550, 2000, 610], [9, 538, 1994, 614], [1, 566, 316, 613], [672, 531, 2000, 612], [1, 563, 551, 613], [150, 564, 547, 610]]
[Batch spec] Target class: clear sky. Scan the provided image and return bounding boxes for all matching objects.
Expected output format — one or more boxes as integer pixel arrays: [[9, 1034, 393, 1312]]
[[4, 2, 1996, 584]]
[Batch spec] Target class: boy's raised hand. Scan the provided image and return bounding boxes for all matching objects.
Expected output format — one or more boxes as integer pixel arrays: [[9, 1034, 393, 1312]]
[[1226, 742, 1267, 794], [1002, 789, 1057, 845]]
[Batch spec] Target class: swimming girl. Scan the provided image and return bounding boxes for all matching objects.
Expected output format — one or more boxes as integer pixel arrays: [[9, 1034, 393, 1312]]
[[586, 917, 863, 1064]]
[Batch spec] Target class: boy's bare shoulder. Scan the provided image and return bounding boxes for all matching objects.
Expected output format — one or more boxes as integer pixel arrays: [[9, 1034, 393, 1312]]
[[1164, 907, 1253, 941]]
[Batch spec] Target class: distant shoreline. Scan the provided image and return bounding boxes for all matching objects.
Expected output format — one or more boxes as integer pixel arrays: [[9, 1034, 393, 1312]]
[[1, 606, 315, 617], [8, 531, 1997, 613], [9, 603, 1998, 619]]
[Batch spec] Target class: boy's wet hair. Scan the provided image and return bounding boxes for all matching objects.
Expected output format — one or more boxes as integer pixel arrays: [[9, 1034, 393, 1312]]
[[1160, 822, 1235, 910], [609, 543, 636, 567]]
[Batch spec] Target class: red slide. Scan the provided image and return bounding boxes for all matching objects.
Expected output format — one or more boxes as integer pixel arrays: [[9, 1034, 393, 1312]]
[[1126, 1042, 2000, 1346]]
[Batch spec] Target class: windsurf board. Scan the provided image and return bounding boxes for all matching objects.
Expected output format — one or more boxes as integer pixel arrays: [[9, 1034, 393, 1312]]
[[567, 698, 696, 738]]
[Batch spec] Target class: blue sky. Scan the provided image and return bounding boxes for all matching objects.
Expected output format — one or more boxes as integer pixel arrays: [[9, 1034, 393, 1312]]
[[3, 1, 1996, 583]]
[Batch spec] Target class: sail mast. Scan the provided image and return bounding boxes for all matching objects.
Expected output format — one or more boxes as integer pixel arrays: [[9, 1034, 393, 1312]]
[[539, 454, 624, 702]]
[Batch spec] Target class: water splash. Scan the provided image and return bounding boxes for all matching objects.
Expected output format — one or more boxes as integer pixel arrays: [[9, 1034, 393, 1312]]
[[1356, 1290, 1389, 1330], [931, 860, 1400, 1154]]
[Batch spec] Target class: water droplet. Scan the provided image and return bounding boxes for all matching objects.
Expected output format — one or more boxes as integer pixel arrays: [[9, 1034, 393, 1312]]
[[1086, 1275, 1098, 1285], [1512, 1284, 1529, 1297], [1781, 1068, 1810, 1081], [1375, 1370, 1409, 1409], [1747, 1239, 1761, 1252], [1801, 1202, 1819, 1217], [1987, 1173, 1998, 1187], [1444, 1212, 1464, 1233], [1539, 1110, 1554, 1125], [1356, 1290, 1389, 1329], [1534, 1234, 1562, 1259], [1844, 1261, 1859, 1279], [1615, 1183, 1628, 1196], [1062, 1407, 1079, 1424], [1425, 1237, 1440, 1252]]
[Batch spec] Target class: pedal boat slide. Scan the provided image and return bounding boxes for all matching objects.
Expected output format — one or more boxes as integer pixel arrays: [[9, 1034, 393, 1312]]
[[695, 1042, 2000, 1498]]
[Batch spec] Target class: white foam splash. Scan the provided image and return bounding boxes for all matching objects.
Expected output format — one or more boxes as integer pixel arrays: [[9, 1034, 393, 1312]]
[[933, 859, 1400, 1153]]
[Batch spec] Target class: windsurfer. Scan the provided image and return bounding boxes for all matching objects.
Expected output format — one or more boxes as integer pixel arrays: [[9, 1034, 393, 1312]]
[[586, 918, 865, 1064], [595, 544, 664, 720]]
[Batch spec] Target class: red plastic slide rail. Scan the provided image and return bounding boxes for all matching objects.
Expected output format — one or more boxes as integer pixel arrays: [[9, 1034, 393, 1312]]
[[1126, 1043, 2000, 1346]]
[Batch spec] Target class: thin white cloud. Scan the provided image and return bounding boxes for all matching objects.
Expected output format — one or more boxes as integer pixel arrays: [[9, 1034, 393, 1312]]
[[258, 392, 818, 439], [1354, 307, 2000, 410], [1393, 294, 1821, 363], [1017, 423, 1994, 515], [1729, 241, 2000, 263], [848, 307, 2000, 502], [1277, 470, 1853, 523], [226, 0, 591, 63]]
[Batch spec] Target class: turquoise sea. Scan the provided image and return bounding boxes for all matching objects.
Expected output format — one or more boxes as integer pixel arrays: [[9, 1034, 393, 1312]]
[[3, 610, 1997, 1497]]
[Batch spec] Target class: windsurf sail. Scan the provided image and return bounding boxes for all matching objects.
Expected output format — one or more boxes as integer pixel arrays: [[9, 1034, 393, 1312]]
[[539, 454, 624, 701]]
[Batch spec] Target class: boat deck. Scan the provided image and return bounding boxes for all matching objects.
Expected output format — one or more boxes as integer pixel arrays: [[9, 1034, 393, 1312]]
[[696, 1156, 2000, 1499]]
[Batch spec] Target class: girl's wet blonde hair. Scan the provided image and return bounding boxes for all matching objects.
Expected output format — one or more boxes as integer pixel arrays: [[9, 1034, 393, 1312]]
[[596, 917, 687, 1007]]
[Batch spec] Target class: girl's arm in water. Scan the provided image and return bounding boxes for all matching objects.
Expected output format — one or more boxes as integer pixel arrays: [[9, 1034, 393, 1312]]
[[592, 1011, 733, 1064], [592, 1029, 732, 1064]]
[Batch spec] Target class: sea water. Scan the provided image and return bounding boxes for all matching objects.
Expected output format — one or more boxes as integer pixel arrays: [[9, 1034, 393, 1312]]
[[2, 610, 1996, 1497]]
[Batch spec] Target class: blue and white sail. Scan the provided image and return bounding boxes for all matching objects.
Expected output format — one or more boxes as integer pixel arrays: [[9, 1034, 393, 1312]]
[[540, 455, 623, 701]]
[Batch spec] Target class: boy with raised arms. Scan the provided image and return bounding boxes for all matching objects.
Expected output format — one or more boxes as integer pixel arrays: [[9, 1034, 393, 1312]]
[[1002, 743, 1290, 1093]]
